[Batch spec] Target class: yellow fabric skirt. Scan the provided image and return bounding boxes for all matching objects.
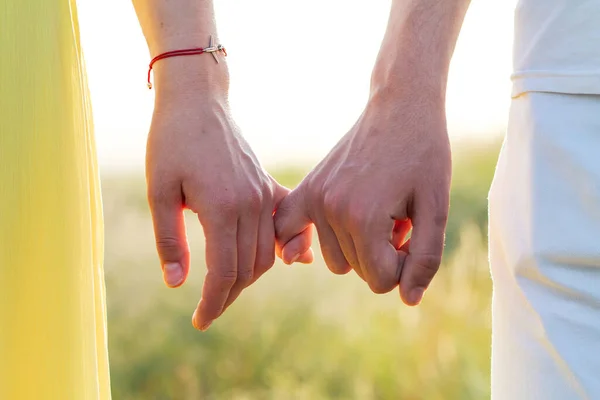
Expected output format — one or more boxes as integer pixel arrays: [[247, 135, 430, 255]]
[[0, 1, 111, 398]]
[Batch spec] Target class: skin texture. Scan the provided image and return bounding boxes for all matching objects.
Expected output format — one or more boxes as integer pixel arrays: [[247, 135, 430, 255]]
[[133, 0, 471, 330], [133, 0, 312, 331], [275, 0, 471, 306]]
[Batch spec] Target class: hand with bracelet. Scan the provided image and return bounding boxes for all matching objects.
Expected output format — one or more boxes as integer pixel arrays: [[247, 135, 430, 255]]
[[133, 0, 313, 331]]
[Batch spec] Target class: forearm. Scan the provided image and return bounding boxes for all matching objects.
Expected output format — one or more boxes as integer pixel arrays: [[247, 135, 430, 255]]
[[132, 0, 228, 100], [371, 0, 471, 102]]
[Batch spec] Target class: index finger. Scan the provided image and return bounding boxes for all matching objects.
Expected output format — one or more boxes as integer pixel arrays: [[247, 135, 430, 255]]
[[192, 215, 238, 331], [147, 178, 190, 288], [351, 214, 400, 294]]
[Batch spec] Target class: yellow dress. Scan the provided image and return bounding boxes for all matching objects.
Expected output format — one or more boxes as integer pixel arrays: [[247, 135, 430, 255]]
[[0, 0, 111, 398]]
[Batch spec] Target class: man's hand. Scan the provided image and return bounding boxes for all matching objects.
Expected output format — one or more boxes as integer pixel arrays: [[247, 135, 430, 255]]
[[146, 60, 312, 331], [274, 92, 451, 305], [134, 0, 313, 331], [274, 0, 469, 305]]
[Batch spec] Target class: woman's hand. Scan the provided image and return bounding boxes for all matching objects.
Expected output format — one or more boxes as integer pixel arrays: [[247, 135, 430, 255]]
[[146, 58, 312, 331]]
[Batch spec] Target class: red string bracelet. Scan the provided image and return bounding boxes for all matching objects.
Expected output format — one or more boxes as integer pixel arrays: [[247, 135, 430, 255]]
[[147, 35, 227, 89]]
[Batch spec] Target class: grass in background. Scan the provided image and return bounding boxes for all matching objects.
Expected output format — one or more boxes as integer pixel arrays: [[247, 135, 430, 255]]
[[102, 139, 501, 399]]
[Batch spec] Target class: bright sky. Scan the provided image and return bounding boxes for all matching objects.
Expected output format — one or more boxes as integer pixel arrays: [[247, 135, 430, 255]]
[[76, 0, 517, 172]]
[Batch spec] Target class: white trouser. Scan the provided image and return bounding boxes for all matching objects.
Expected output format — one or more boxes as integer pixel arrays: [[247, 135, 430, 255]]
[[489, 92, 600, 399]]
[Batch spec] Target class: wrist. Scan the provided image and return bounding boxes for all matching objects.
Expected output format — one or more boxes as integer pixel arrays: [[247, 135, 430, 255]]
[[368, 58, 447, 111], [369, 34, 450, 105], [152, 54, 230, 105], [369, 0, 469, 106]]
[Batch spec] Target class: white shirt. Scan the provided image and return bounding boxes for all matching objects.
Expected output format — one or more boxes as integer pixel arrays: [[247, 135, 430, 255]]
[[512, 0, 600, 97]]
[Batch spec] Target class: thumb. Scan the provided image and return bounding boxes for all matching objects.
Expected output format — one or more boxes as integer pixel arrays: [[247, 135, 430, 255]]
[[148, 182, 191, 288], [273, 182, 314, 265], [399, 196, 448, 306]]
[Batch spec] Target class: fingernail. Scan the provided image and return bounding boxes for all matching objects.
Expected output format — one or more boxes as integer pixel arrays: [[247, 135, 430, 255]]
[[192, 309, 212, 332], [288, 253, 300, 265], [164, 262, 184, 287], [200, 321, 212, 331], [191, 309, 200, 330], [410, 287, 425, 305]]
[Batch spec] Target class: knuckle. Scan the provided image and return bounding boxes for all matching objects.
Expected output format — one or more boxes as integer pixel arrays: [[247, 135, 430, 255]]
[[198, 301, 222, 321], [214, 193, 238, 214], [147, 177, 181, 208], [368, 276, 396, 294], [347, 210, 369, 231], [215, 269, 238, 286], [240, 189, 263, 214], [255, 252, 276, 272], [273, 216, 286, 238], [346, 209, 373, 233], [236, 269, 254, 287], [322, 190, 339, 214], [414, 253, 442, 274], [262, 182, 275, 203], [329, 263, 350, 275], [221, 194, 239, 212], [320, 245, 350, 275], [156, 236, 181, 253], [274, 197, 298, 237], [433, 213, 449, 230], [304, 176, 324, 205], [206, 196, 238, 224], [148, 186, 167, 207], [345, 199, 375, 231], [364, 257, 398, 294], [323, 190, 349, 223]]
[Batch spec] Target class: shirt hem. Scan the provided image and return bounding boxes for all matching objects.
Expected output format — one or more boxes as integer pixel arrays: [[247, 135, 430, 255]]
[[511, 71, 600, 97]]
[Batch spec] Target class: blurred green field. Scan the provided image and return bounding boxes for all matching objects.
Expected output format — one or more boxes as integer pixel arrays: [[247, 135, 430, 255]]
[[101, 139, 501, 400]]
